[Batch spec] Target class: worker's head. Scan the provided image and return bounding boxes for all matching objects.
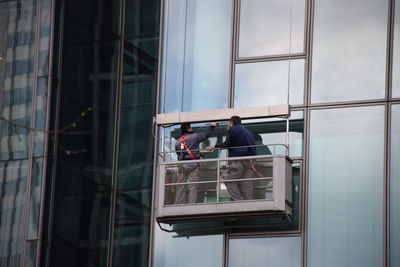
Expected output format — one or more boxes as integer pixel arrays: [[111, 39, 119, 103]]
[[229, 116, 241, 127], [181, 122, 192, 134]]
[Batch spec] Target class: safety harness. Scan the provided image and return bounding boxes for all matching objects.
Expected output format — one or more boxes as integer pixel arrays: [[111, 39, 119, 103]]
[[165, 134, 198, 187], [180, 134, 197, 160]]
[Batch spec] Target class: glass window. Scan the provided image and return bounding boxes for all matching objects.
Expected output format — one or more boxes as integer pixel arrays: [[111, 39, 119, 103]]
[[234, 59, 304, 107], [0, 159, 28, 267], [311, 0, 387, 103], [229, 237, 301, 267], [0, 0, 37, 161], [308, 106, 384, 267], [153, 225, 223, 267], [113, 1, 160, 266], [49, 0, 122, 266], [393, 1, 400, 98], [238, 0, 305, 58], [161, 0, 232, 113], [391, 104, 400, 266]]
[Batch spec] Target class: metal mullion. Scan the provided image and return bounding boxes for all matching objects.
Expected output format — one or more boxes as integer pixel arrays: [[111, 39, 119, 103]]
[[387, 0, 396, 101], [385, 102, 391, 267], [307, 99, 389, 110], [223, 227, 229, 267], [107, 0, 125, 265], [43, 1, 65, 265], [302, 106, 311, 267], [21, 0, 42, 264], [229, 232, 302, 239], [35, 0, 57, 265], [148, 0, 165, 265], [236, 53, 306, 64], [229, 0, 239, 108], [304, 0, 313, 108]]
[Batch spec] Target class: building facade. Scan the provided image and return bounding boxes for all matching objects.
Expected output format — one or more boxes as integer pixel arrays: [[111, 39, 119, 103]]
[[0, 0, 399, 267]]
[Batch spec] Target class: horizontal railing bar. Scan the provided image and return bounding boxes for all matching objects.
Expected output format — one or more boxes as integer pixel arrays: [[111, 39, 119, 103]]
[[165, 177, 273, 186], [161, 155, 277, 165]]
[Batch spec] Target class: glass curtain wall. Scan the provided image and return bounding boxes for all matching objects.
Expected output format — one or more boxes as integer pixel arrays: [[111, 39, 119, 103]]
[[112, 0, 160, 266], [161, 0, 232, 113], [229, 237, 301, 267], [0, 0, 53, 266], [49, 0, 122, 266], [235, 0, 306, 107], [311, 0, 388, 103], [391, 104, 400, 266], [308, 106, 385, 267], [393, 0, 400, 98]]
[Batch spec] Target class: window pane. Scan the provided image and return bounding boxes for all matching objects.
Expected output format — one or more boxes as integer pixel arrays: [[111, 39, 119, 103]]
[[229, 237, 301, 267], [153, 225, 223, 267], [234, 59, 304, 107], [0, 159, 28, 267], [393, 1, 400, 98], [239, 0, 305, 57], [0, 0, 37, 161], [308, 106, 384, 267], [161, 0, 231, 113], [311, 0, 387, 103], [391, 104, 400, 266], [27, 158, 43, 240]]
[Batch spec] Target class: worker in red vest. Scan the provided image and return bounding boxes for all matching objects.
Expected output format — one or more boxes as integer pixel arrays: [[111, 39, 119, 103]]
[[175, 122, 217, 204]]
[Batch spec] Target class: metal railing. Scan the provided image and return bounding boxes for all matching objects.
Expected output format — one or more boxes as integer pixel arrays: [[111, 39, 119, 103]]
[[158, 144, 289, 206]]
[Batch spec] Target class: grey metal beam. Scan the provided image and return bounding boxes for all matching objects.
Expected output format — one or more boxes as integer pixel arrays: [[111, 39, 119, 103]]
[[156, 104, 290, 125]]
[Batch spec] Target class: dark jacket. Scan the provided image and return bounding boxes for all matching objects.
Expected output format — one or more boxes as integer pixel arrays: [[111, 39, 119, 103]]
[[215, 124, 256, 157], [176, 125, 215, 160]]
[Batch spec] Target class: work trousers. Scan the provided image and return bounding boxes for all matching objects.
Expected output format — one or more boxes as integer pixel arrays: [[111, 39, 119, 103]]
[[175, 163, 199, 204], [224, 160, 254, 201]]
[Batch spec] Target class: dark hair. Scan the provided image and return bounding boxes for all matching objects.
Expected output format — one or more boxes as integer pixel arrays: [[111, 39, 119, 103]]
[[230, 116, 241, 125], [181, 122, 191, 134]]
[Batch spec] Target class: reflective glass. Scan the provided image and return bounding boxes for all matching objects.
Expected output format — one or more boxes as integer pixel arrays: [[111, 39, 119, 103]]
[[37, 0, 52, 76], [391, 104, 400, 266], [308, 106, 384, 267], [0, 159, 28, 267], [239, 0, 305, 57], [112, 189, 152, 267], [161, 0, 231, 113], [50, 0, 122, 265], [0, 0, 37, 161], [242, 111, 304, 158], [234, 59, 305, 107], [311, 0, 387, 103], [33, 77, 47, 157], [24, 240, 37, 267], [113, 1, 160, 266], [393, 1, 400, 98], [27, 158, 43, 240], [153, 225, 223, 267], [229, 236, 301, 267], [117, 81, 156, 189]]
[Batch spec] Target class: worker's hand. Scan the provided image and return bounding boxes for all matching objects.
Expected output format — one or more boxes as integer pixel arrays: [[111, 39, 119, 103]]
[[205, 146, 215, 151], [211, 122, 218, 127]]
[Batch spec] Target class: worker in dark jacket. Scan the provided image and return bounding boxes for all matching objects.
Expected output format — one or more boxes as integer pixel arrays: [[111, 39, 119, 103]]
[[206, 116, 255, 200], [175, 122, 217, 204]]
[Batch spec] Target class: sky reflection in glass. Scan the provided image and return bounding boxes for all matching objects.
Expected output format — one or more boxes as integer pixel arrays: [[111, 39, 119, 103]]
[[391, 105, 400, 267], [234, 59, 304, 107], [229, 237, 301, 267], [311, 0, 387, 103], [161, 0, 231, 113], [153, 225, 223, 267], [308, 106, 384, 267], [239, 0, 305, 57], [393, 1, 400, 98]]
